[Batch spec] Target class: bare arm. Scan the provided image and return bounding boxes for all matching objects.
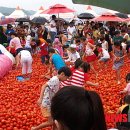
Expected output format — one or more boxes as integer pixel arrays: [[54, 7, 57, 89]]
[[85, 81, 99, 86], [37, 83, 48, 106]]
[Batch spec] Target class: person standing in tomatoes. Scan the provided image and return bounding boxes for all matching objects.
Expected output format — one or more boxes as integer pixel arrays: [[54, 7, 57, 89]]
[[38, 38, 49, 64]]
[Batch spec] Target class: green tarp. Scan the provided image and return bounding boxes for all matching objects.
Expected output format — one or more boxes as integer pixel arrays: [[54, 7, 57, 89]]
[[72, 0, 130, 14]]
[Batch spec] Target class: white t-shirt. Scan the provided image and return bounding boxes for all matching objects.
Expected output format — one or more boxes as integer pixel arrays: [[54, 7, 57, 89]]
[[67, 26, 76, 40], [102, 41, 108, 50], [101, 48, 110, 59], [42, 76, 60, 109], [50, 20, 57, 32], [65, 51, 80, 63], [19, 50, 32, 61]]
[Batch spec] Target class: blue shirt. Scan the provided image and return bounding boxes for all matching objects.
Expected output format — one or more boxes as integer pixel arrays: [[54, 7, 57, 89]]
[[52, 53, 66, 70]]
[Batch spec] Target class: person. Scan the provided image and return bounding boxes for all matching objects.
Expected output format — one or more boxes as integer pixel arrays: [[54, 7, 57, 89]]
[[67, 22, 76, 44], [100, 37, 109, 51], [49, 15, 57, 42], [24, 35, 32, 53], [31, 67, 72, 130], [116, 95, 130, 129], [65, 44, 80, 65], [112, 41, 126, 84], [96, 43, 110, 71], [51, 86, 107, 130], [70, 61, 98, 87], [83, 40, 98, 77], [59, 31, 68, 46], [53, 38, 63, 57], [16, 49, 33, 79], [9, 32, 23, 66], [37, 38, 49, 64], [44, 48, 66, 79], [120, 73, 130, 95]]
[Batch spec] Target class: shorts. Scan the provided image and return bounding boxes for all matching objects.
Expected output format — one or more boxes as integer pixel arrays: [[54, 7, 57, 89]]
[[99, 58, 109, 62], [16, 48, 23, 56], [41, 106, 50, 118]]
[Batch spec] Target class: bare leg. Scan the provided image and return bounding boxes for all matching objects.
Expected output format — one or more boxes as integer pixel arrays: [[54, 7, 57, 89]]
[[116, 68, 121, 84]]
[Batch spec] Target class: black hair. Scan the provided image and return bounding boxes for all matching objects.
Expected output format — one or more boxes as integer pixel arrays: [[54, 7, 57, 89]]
[[124, 95, 130, 104], [58, 66, 72, 77], [115, 31, 120, 35], [46, 39, 52, 44], [126, 73, 130, 82], [80, 37, 86, 42], [51, 86, 107, 130], [114, 41, 122, 50], [121, 29, 126, 33], [74, 58, 83, 69], [100, 37, 105, 42], [96, 43, 102, 48], [76, 39, 80, 43], [48, 48, 55, 54], [52, 15, 56, 19], [80, 62, 90, 73], [10, 32, 17, 37]]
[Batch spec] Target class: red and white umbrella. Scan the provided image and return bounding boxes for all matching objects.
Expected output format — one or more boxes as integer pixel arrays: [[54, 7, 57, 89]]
[[41, 4, 75, 14], [91, 12, 124, 22], [0, 18, 15, 25], [125, 17, 130, 22]]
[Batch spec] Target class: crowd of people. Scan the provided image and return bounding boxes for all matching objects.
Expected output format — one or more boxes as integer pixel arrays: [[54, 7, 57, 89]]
[[1, 14, 130, 130]]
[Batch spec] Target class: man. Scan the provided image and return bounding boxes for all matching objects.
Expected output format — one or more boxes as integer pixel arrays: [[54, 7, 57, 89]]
[[49, 15, 57, 42]]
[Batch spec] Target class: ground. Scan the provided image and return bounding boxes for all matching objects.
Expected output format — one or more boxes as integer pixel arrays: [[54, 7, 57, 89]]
[[0, 56, 130, 129]]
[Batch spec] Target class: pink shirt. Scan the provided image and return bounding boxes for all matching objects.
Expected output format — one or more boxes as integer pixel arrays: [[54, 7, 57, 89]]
[[10, 37, 22, 50], [124, 83, 130, 95]]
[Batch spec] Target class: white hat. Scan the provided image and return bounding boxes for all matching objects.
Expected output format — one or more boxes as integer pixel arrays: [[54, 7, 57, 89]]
[[70, 44, 76, 48], [26, 35, 31, 41]]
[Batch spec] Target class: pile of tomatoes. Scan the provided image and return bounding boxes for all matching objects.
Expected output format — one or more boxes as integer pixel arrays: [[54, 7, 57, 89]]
[[0, 56, 130, 129]]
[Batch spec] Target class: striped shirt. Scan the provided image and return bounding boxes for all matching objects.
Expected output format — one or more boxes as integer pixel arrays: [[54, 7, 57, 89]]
[[71, 69, 89, 87]]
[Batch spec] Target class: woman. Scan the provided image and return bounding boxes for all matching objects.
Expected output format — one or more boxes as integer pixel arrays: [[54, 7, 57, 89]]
[[51, 86, 107, 130]]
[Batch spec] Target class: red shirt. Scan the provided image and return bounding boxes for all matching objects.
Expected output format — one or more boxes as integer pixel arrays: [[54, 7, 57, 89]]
[[87, 38, 94, 45], [40, 42, 48, 56]]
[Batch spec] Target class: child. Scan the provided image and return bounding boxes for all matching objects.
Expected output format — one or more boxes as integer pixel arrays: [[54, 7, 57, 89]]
[[60, 58, 83, 88], [65, 44, 80, 65], [96, 43, 110, 71], [70, 61, 99, 87], [112, 41, 126, 84], [31, 67, 72, 130], [44, 48, 66, 78], [16, 49, 33, 79], [120, 73, 130, 95], [100, 37, 108, 51], [53, 38, 63, 57], [38, 38, 49, 64], [24, 35, 32, 53]]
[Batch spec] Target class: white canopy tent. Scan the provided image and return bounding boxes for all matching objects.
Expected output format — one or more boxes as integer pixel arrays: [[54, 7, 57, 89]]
[[31, 6, 50, 20], [85, 5, 99, 17], [7, 6, 27, 19]]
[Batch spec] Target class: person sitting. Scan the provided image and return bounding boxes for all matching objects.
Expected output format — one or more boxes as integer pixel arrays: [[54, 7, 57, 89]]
[[51, 86, 107, 130]]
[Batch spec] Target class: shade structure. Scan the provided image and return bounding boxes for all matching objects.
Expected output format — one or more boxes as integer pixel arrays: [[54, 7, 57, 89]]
[[78, 13, 95, 19], [0, 18, 15, 25], [125, 18, 130, 22], [91, 12, 124, 22], [72, 0, 130, 14], [115, 13, 128, 19], [15, 18, 30, 22], [31, 17, 48, 24], [41, 4, 75, 14]]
